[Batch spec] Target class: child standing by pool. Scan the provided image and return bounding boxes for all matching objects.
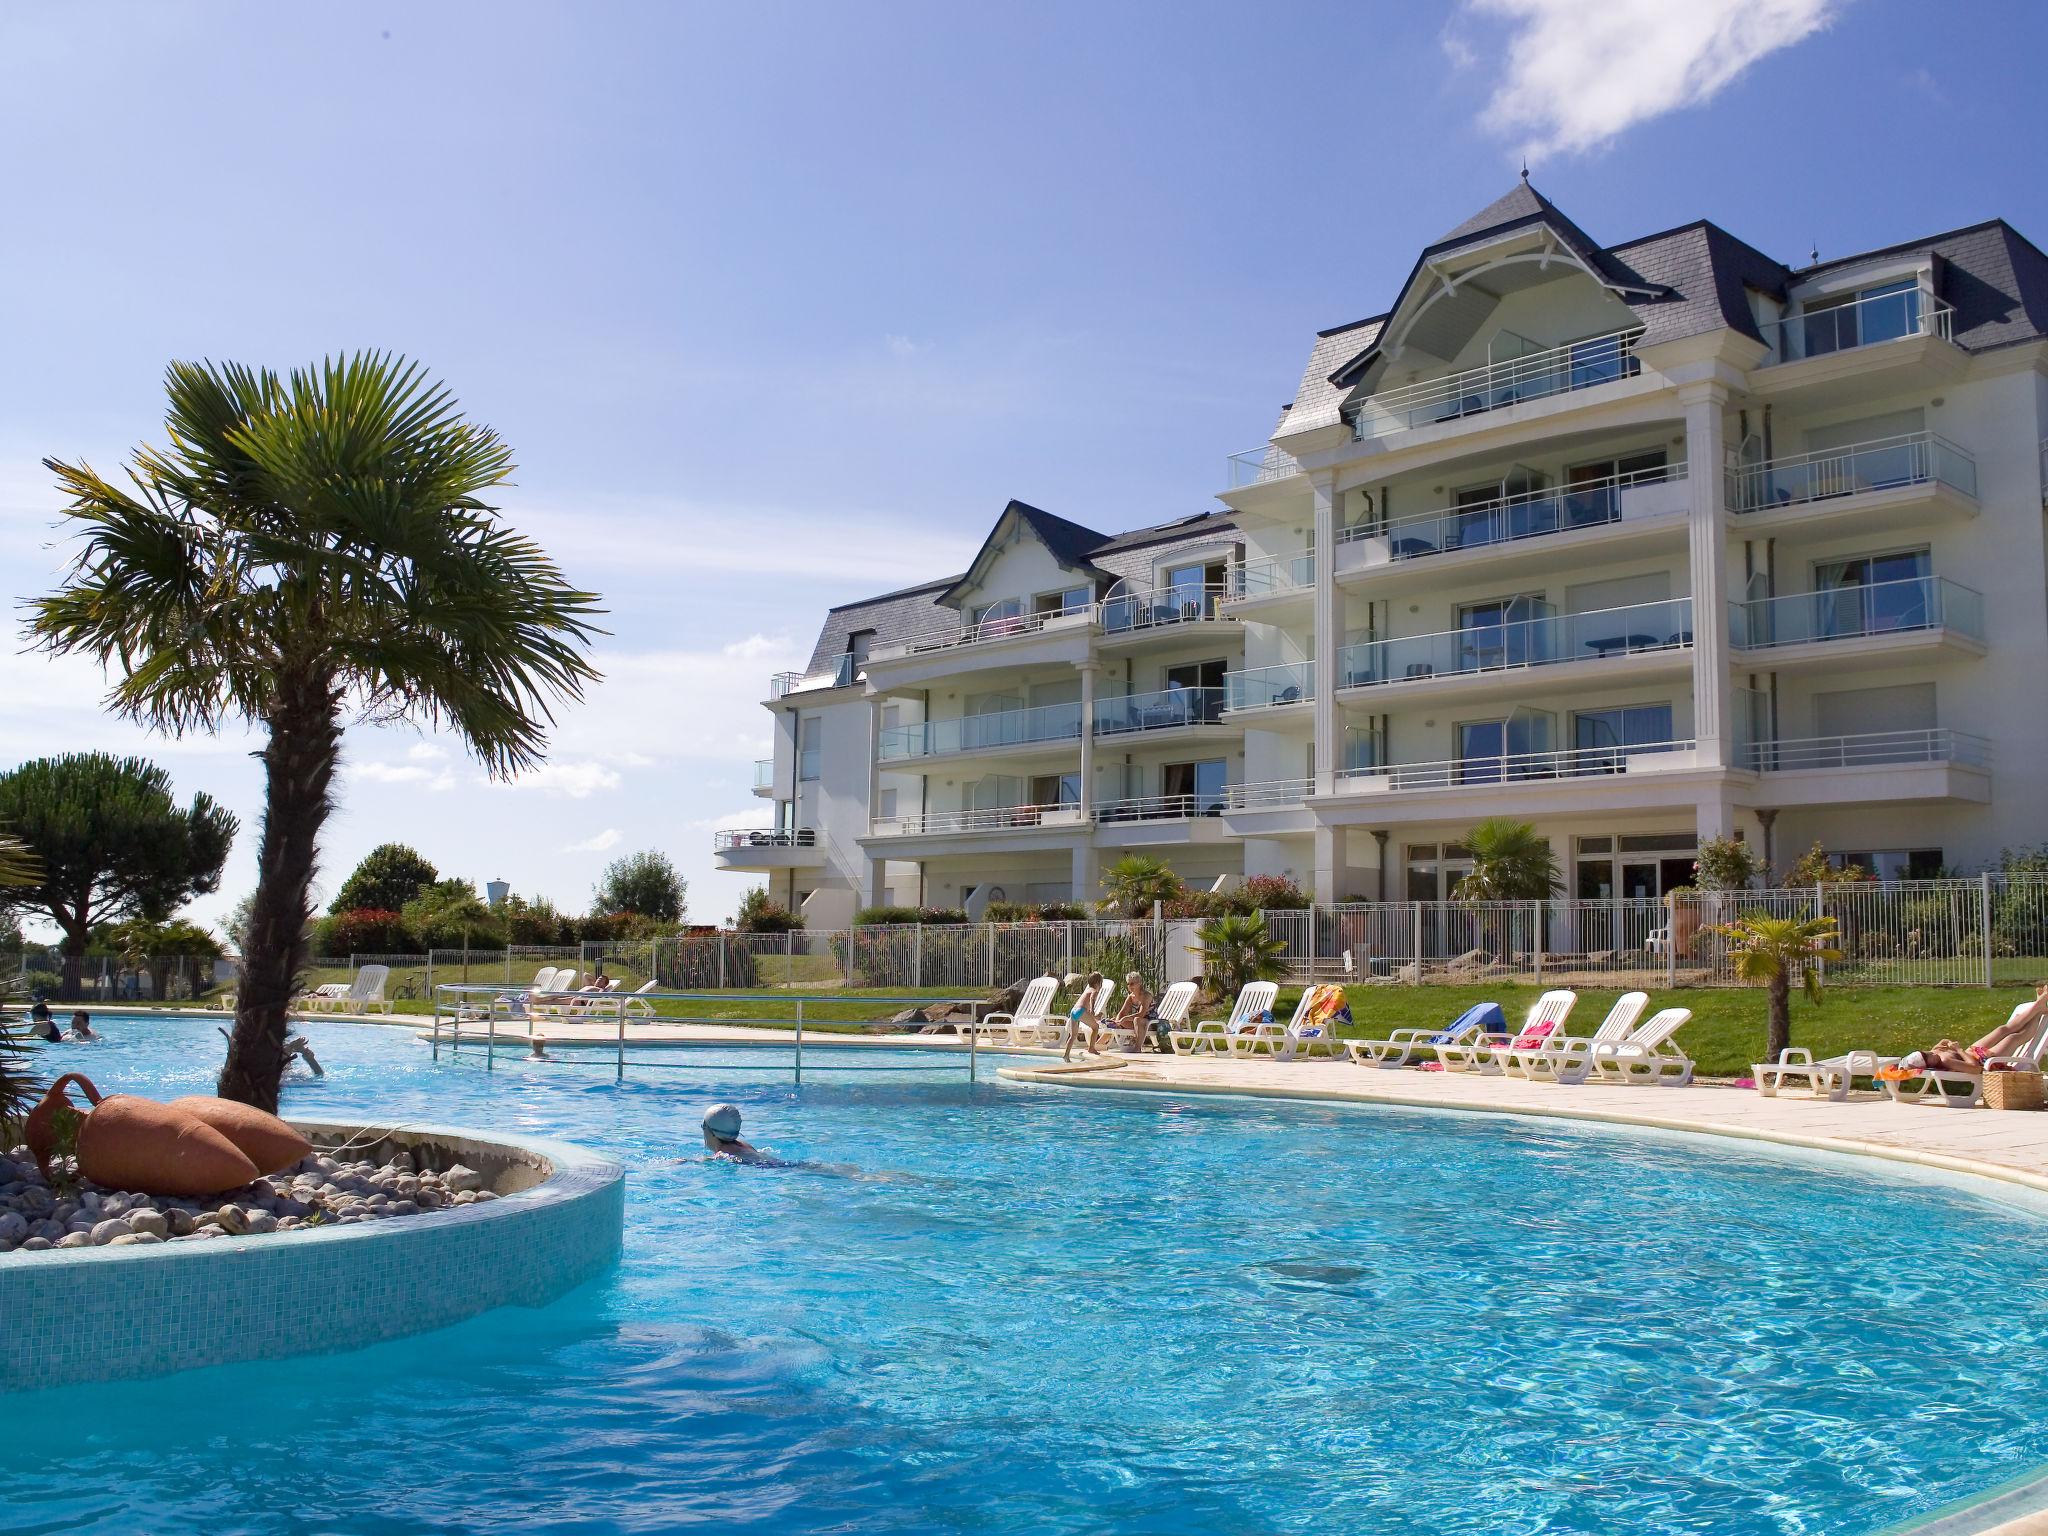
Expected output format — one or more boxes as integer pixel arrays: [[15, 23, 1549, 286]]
[[1061, 971, 1105, 1064]]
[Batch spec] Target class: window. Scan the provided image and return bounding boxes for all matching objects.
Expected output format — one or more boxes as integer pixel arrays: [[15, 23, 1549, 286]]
[[1161, 759, 1229, 815], [1162, 658, 1228, 723], [798, 716, 822, 781], [1163, 560, 1226, 619], [847, 629, 874, 667], [1456, 719, 1505, 783], [969, 597, 1024, 634], [1800, 277, 1921, 356], [1572, 703, 1675, 760], [1813, 549, 1931, 637], [1457, 597, 1543, 670], [1567, 331, 1635, 389], [1032, 586, 1092, 617], [1028, 773, 1081, 808], [1832, 849, 1944, 882], [876, 788, 898, 820]]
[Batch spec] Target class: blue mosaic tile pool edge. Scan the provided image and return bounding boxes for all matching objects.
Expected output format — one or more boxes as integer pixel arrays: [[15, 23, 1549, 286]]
[[0, 1120, 625, 1392]]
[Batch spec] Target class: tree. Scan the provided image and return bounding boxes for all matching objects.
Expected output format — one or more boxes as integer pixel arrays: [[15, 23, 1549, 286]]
[[98, 917, 226, 1001], [402, 879, 507, 950], [1692, 835, 1761, 892], [1719, 911, 1843, 1064], [594, 850, 685, 923], [30, 354, 600, 1109], [1097, 854, 1186, 918], [1192, 911, 1289, 1000], [0, 754, 237, 997], [330, 843, 439, 914], [1453, 818, 1562, 902], [734, 887, 802, 933], [0, 835, 40, 1136], [1782, 841, 1873, 887]]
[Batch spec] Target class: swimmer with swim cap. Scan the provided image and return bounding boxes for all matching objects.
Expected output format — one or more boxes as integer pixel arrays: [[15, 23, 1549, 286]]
[[701, 1103, 768, 1163]]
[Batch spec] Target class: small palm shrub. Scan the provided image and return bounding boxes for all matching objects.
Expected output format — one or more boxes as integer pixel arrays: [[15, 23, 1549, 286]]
[[1192, 912, 1289, 1001], [1718, 911, 1843, 1063]]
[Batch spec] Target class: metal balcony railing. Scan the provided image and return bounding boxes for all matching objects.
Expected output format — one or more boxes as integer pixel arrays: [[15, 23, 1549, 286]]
[[714, 827, 818, 851], [1221, 778, 1312, 811], [1225, 552, 1315, 601], [1338, 463, 1687, 561], [1338, 739, 1693, 793], [1727, 432, 1976, 512], [870, 802, 1079, 836], [1347, 328, 1645, 441], [769, 652, 858, 698], [1336, 598, 1693, 688], [1224, 662, 1314, 711], [1760, 286, 1952, 365], [1093, 793, 1226, 823], [1096, 582, 1230, 636], [1731, 576, 1983, 650], [1093, 685, 1227, 737], [877, 699, 1085, 761], [1226, 444, 1302, 488], [1744, 728, 1991, 773]]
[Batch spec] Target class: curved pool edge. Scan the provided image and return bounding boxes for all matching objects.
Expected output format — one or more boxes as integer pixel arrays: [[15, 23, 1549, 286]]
[[0, 1119, 625, 1393], [998, 1061, 2048, 1536]]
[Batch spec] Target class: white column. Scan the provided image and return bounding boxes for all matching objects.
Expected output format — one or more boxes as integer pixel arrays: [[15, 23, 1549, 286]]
[[1311, 473, 1339, 796], [864, 857, 888, 907], [1071, 843, 1098, 908], [1312, 823, 1341, 905], [1680, 383, 1731, 768], [866, 697, 883, 829], [1077, 662, 1098, 815]]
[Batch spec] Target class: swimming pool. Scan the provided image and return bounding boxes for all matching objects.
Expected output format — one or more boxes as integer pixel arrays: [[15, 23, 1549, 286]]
[[5, 1012, 2047, 1535]]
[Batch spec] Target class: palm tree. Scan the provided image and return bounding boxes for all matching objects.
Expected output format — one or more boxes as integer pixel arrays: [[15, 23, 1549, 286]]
[[0, 829, 41, 1137], [1453, 818, 1562, 902], [30, 355, 602, 1110], [1193, 911, 1289, 1000], [1097, 854, 1186, 918], [1719, 912, 1843, 1064]]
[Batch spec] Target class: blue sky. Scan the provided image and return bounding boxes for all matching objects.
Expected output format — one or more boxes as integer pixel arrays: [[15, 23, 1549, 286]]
[[3, 0, 2044, 933]]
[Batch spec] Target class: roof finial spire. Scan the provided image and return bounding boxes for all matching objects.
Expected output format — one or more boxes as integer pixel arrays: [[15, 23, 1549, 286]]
[[1520, 157, 1530, 182], [1809, 238, 1820, 265]]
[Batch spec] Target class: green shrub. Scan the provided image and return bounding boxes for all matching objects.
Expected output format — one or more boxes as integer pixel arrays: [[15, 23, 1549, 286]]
[[1234, 875, 1310, 912], [735, 888, 803, 933], [314, 908, 415, 955], [986, 901, 1088, 923], [1083, 931, 1161, 996], [854, 905, 966, 926]]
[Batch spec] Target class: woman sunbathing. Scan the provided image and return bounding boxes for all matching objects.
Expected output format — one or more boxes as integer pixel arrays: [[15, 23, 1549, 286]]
[[1900, 984, 2048, 1073], [1110, 973, 1155, 1053]]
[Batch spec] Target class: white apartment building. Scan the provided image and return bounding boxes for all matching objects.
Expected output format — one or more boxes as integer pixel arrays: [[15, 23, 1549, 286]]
[[720, 182, 2048, 927]]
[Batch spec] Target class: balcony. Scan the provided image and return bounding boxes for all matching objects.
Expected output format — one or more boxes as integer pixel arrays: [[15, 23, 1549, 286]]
[[1346, 328, 1645, 443], [1746, 730, 1992, 810], [1094, 685, 1229, 739], [1760, 286, 1952, 367], [1731, 577, 1984, 662], [1094, 793, 1226, 823], [1223, 778, 1312, 811], [1224, 662, 1314, 713], [877, 699, 1084, 762], [712, 827, 824, 869], [1745, 728, 1990, 773], [769, 652, 857, 698], [1223, 552, 1315, 610], [1336, 598, 1693, 698], [1727, 433, 1977, 532], [752, 758, 775, 796], [1337, 465, 1688, 583], [1096, 580, 1236, 647], [1339, 738, 1695, 793], [870, 803, 1086, 838], [1225, 444, 1302, 490]]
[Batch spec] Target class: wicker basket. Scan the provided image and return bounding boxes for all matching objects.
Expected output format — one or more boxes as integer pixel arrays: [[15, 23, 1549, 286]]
[[1983, 1069, 2045, 1112]]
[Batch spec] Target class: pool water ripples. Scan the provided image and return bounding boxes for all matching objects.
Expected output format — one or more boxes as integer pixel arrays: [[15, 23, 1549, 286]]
[[4, 1014, 2048, 1534]]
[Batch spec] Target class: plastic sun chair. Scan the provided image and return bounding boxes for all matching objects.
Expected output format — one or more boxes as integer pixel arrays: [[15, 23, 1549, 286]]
[[1092, 981, 1196, 1053], [1500, 992, 1648, 1084], [1274, 987, 1352, 1061], [1754, 1046, 1894, 1102], [1584, 1007, 1696, 1085], [1346, 1002, 1506, 1067], [335, 965, 392, 1016], [1434, 990, 1577, 1074], [1883, 1003, 2048, 1108], [1228, 986, 1319, 1058], [967, 976, 1060, 1048], [1170, 982, 1280, 1056]]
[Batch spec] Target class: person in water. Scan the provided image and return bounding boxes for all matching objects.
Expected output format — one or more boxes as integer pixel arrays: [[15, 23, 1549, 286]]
[[1901, 983, 2048, 1073], [26, 1002, 62, 1043], [68, 1011, 97, 1041], [701, 1103, 770, 1164]]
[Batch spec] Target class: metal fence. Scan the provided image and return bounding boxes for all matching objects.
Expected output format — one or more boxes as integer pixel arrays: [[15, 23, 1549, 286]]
[[8, 948, 227, 1004]]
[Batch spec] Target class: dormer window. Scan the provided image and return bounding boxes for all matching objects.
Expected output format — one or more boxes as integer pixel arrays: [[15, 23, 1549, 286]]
[[1799, 278, 1922, 357], [1032, 585, 1092, 617]]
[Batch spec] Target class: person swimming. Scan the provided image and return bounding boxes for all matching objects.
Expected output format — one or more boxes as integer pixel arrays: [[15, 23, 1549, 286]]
[[69, 1011, 97, 1041], [701, 1103, 772, 1165], [26, 1003, 62, 1043]]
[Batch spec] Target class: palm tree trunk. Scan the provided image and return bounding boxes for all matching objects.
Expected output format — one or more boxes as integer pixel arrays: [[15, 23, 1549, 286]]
[[220, 673, 340, 1111], [1766, 972, 1792, 1064]]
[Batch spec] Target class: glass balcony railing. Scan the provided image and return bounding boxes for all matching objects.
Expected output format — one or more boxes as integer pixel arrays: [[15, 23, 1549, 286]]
[[1743, 729, 1991, 773], [1727, 432, 1976, 512], [1760, 286, 1952, 365], [769, 652, 858, 698], [876, 700, 1085, 761], [1347, 328, 1644, 441], [1731, 577, 1983, 650], [1338, 739, 1693, 793], [1336, 598, 1693, 688], [752, 758, 775, 791], [1094, 686, 1227, 737], [1338, 464, 1686, 562], [1224, 662, 1314, 711], [1226, 444, 1302, 488], [1097, 582, 1228, 635], [1225, 552, 1315, 600]]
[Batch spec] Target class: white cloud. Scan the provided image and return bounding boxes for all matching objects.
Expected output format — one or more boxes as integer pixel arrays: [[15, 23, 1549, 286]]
[[349, 760, 456, 791], [1468, 0, 1837, 159], [562, 827, 623, 853], [488, 760, 621, 799], [695, 808, 774, 833], [884, 333, 929, 358], [406, 741, 449, 763]]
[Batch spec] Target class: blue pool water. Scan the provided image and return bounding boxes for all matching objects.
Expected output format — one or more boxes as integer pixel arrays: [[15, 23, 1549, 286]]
[[5, 1014, 2048, 1535]]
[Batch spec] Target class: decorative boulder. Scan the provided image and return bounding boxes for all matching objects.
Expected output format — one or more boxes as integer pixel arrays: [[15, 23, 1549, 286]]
[[25, 1075, 259, 1197], [168, 1097, 312, 1176]]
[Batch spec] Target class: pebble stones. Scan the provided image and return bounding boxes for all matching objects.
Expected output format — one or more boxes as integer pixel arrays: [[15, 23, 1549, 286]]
[[0, 1142, 498, 1257]]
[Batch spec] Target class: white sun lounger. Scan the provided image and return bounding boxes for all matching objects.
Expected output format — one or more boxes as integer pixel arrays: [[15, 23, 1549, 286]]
[[296, 982, 351, 1012], [1230, 985, 1349, 1059], [1170, 982, 1280, 1056], [1753, 1047, 1897, 1101], [1582, 1007, 1695, 1085], [1881, 1003, 2047, 1108], [303, 965, 392, 1016], [965, 976, 1060, 1047], [1090, 981, 1197, 1052], [1434, 990, 1576, 1074], [1499, 992, 1648, 1084], [1346, 1003, 1502, 1067]]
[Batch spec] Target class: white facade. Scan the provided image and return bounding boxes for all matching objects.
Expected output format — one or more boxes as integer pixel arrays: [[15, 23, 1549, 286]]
[[721, 189, 2048, 920]]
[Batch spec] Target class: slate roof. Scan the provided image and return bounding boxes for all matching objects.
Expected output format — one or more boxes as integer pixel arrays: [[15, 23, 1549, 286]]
[[937, 500, 1113, 606], [1274, 191, 2048, 438], [800, 508, 1241, 678]]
